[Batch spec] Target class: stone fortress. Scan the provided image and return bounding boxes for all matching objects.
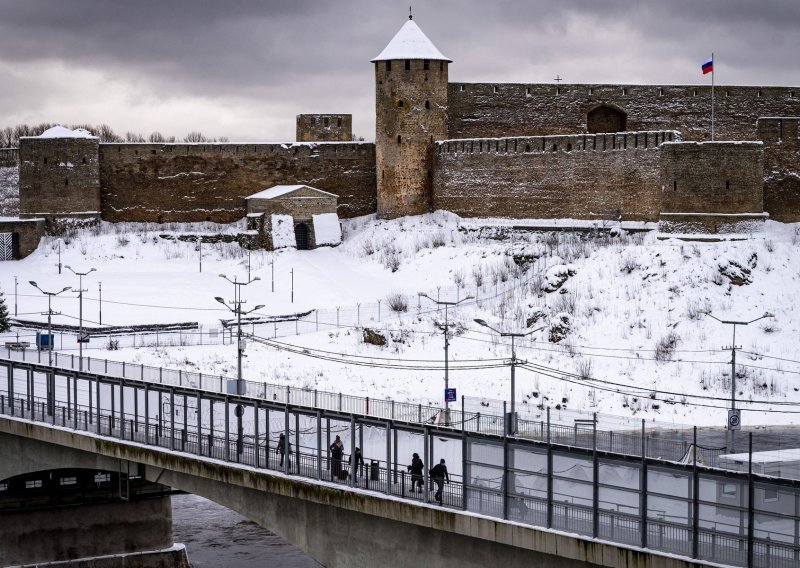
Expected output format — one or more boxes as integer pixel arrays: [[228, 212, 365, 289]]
[[14, 17, 800, 247]]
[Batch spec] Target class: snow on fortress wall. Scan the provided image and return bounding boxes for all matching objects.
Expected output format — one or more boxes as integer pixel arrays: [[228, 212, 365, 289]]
[[98, 142, 376, 223], [432, 131, 676, 221], [447, 83, 800, 142]]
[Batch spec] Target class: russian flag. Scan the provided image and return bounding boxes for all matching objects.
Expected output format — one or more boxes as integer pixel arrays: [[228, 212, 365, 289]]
[[702, 57, 713, 75]]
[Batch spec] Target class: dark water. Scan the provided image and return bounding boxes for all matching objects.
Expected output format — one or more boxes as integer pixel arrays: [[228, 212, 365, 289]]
[[171, 494, 322, 567]]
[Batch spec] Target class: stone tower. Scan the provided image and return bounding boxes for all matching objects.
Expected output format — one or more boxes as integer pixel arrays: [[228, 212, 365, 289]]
[[372, 18, 451, 218]]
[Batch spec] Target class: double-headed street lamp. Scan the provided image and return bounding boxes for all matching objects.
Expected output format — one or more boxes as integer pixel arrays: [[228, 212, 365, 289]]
[[705, 311, 774, 452], [474, 319, 545, 435], [418, 292, 473, 425], [216, 274, 263, 455], [64, 265, 96, 371], [29, 281, 71, 417]]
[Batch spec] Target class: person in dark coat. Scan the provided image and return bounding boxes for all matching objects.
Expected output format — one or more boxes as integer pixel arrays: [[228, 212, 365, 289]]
[[429, 458, 449, 504], [348, 446, 365, 481], [276, 433, 291, 468], [330, 435, 345, 479], [407, 452, 424, 492]]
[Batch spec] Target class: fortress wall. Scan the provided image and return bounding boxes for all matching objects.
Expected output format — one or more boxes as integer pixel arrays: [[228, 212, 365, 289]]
[[19, 137, 100, 220], [758, 118, 800, 222], [447, 83, 800, 142], [99, 142, 376, 223], [432, 131, 677, 221], [659, 141, 764, 214]]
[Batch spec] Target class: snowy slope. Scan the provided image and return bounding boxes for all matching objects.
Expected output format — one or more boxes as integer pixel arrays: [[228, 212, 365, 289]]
[[0, 211, 798, 430]]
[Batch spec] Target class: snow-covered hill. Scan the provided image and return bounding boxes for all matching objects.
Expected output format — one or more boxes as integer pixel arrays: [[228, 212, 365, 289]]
[[0, 208, 798, 429]]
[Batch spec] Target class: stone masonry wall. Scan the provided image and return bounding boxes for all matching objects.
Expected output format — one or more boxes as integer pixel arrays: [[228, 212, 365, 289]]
[[19, 137, 101, 221], [0, 148, 18, 167], [758, 117, 800, 222], [99, 142, 375, 222], [659, 141, 764, 214], [448, 83, 800, 142], [296, 114, 353, 142], [432, 131, 677, 221]]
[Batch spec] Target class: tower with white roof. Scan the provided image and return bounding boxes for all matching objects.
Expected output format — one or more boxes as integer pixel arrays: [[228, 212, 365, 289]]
[[372, 16, 451, 218]]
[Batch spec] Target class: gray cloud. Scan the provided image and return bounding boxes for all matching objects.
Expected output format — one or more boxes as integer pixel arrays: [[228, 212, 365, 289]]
[[0, 0, 797, 141]]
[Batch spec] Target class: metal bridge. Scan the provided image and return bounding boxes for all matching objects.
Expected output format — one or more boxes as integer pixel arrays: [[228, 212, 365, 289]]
[[1, 354, 799, 568]]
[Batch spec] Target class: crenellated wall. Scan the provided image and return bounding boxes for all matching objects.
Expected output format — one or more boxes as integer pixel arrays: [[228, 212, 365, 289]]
[[98, 142, 376, 222], [448, 83, 800, 142], [432, 131, 678, 221], [758, 117, 800, 222]]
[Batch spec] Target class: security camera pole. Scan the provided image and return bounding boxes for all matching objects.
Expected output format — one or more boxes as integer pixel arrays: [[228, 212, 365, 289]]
[[474, 319, 544, 435], [29, 281, 71, 416], [705, 311, 774, 452], [418, 292, 473, 426], [216, 274, 263, 455], [64, 265, 96, 372]]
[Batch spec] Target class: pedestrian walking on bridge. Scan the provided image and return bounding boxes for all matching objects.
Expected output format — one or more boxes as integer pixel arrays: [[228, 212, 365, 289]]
[[430, 459, 449, 504]]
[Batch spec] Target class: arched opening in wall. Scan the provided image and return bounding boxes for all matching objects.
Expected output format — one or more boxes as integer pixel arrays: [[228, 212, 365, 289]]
[[425, 100, 430, 110], [397, 135, 401, 144], [206, 216, 211, 222], [397, 100, 404, 108], [295, 222, 310, 250], [587, 104, 627, 134]]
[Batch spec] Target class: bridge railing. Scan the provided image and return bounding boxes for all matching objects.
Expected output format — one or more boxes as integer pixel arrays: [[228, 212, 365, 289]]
[[2, 365, 800, 568]]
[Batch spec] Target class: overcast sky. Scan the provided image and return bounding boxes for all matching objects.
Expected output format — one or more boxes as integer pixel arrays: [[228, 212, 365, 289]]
[[1, 0, 798, 142]]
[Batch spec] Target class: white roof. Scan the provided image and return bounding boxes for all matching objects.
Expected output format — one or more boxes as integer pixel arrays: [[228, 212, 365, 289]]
[[246, 185, 337, 200], [371, 19, 451, 62], [719, 448, 800, 464], [37, 126, 97, 139]]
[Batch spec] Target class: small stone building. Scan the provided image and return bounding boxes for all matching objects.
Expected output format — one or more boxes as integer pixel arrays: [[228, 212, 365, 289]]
[[245, 185, 339, 250]]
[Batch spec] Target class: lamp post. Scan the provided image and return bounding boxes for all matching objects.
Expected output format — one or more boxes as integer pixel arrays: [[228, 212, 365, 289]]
[[216, 273, 263, 455], [474, 319, 544, 435], [29, 281, 71, 417], [65, 265, 96, 372], [418, 292, 473, 425], [705, 311, 774, 452]]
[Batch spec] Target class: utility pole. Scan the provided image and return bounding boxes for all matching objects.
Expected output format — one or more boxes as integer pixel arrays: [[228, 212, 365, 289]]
[[419, 292, 473, 425], [474, 319, 545, 435], [216, 274, 263, 455], [29, 282, 71, 416], [65, 265, 96, 372], [705, 311, 773, 452], [197, 237, 202, 273], [99, 282, 102, 325], [14, 276, 17, 317]]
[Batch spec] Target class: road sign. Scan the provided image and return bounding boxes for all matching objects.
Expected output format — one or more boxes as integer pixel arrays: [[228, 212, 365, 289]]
[[77, 332, 90, 344], [445, 388, 457, 402], [727, 409, 741, 431]]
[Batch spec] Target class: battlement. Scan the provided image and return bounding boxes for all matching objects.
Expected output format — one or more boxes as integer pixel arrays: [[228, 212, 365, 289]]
[[436, 131, 680, 155], [296, 114, 353, 142]]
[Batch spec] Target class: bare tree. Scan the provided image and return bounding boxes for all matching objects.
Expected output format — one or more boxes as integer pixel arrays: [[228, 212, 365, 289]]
[[148, 131, 165, 143], [184, 131, 207, 143], [125, 131, 145, 142]]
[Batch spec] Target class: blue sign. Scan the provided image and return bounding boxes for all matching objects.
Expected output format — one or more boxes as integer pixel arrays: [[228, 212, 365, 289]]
[[445, 388, 457, 402]]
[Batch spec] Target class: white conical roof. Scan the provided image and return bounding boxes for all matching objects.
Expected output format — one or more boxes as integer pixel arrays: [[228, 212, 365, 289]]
[[371, 19, 451, 62]]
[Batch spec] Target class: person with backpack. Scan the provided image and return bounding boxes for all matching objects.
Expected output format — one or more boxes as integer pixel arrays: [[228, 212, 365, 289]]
[[407, 452, 424, 493], [429, 458, 449, 504]]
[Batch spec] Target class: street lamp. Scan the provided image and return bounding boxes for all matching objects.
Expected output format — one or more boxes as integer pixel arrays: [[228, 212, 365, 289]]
[[64, 265, 96, 371], [29, 281, 71, 417], [216, 273, 263, 455], [418, 292, 474, 425], [705, 311, 774, 452], [474, 319, 545, 435]]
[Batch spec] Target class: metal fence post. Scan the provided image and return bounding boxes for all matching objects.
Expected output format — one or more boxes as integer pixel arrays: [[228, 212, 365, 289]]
[[423, 424, 430, 502], [170, 387, 175, 450], [224, 396, 230, 462], [317, 412, 323, 480], [592, 412, 598, 538], [284, 404, 290, 476], [254, 401, 260, 468], [462, 428, 468, 511], [692, 426, 699, 558], [748, 433, 754, 568], [546, 406, 553, 529], [196, 391, 202, 456], [385, 420, 392, 495], [640, 419, 648, 550], [503, 401, 509, 520], [350, 416, 356, 488], [144, 383, 150, 445]]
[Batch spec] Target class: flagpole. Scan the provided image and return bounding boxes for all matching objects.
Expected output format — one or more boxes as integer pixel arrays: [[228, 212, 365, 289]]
[[711, 52, 715, 141]]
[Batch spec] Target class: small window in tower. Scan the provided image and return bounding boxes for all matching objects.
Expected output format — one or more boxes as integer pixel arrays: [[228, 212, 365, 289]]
[[494, 86, 498, 93], [460, 85, 465, 92], [65, 178, 69, 187], [310, 117, 316, 126], [673, 180, 677, 191], [556, 87, 561, 95], [589, 88, 593, 95], [423, 59, 429, 70], [398, 100, 404, 108], [337, 118, 342, 127], [525, 144, 530, 152], [425, 100, 430, 109], [397, 135, 401, 144], [43, 157, 47, 164], [386, 60, 392, 72], [440, 61, 443, 71], [404, 59, 410, 71], [725, 90, 730, 97], [552, 144, 558, 152], [726, 180, 730, 189], [526, 87, 530, 95], [659, 88, 664, 96], [693, 89, 698, 96], [622, 88, 627, 96], [566, 143, 572, 152], [758, 90, 762, 97], [324, 117, 329, 127]]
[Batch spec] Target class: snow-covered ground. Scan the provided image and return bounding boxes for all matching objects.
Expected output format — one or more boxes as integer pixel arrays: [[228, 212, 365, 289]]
[[1, 209, 798, 431]]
